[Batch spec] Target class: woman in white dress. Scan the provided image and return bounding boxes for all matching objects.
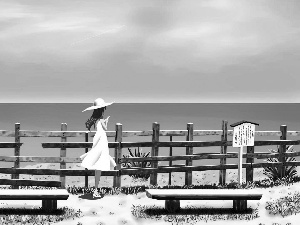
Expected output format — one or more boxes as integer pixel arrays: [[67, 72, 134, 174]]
[[80, 98, 116, 198]]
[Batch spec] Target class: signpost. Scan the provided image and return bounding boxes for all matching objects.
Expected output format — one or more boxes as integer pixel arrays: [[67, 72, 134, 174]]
[[230, 120, 259, 184]]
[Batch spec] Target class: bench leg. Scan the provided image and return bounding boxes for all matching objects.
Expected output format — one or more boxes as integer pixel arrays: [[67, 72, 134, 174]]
[[233, 200, 247, 212], [42, 200, 57, 211], [165, 200, 180, 213]]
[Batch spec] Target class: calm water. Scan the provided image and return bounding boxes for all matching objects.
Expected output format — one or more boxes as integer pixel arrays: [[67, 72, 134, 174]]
[[1, 103, 300, 168]]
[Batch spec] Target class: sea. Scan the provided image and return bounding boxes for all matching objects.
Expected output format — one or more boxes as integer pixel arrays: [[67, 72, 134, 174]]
[[1, 103, 300, 170]]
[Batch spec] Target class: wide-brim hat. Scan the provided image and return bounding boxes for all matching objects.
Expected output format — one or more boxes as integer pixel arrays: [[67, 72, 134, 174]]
[[82, 98, 114, 112]]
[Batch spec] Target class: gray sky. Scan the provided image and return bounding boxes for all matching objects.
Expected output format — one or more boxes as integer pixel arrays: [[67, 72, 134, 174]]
[[1, 0, 300, 103]]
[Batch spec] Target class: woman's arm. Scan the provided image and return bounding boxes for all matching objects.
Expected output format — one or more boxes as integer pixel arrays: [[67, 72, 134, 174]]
[[100, 120, 107, 131], [100, 116, 110, 131]]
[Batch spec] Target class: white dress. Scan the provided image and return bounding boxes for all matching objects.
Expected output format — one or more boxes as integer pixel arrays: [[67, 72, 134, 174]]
[[80, 119, 116, 170]]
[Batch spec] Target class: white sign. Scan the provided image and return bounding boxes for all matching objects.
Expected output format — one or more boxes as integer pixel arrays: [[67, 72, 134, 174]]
[[233, 123, 255, 147]]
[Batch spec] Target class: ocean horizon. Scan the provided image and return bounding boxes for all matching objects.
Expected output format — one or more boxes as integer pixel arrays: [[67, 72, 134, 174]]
[[1, 103, 300, 169]]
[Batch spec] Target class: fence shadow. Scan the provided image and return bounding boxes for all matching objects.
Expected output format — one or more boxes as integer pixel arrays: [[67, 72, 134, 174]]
[[78, 193, 104, 200], [144, 207, 254, 215], [0, 207, 66, 215]]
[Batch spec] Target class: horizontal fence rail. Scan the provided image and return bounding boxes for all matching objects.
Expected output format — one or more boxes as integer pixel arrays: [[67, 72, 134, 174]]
[[0, 156, 115, 163], [0, 143, 23, 148], [119, 162, 299, 175], [42, 140, 300, 148], [1, 122, 300, 189], [0, 178, 61, 187], [119, 151, 300, 163], [1, 151, 300, 163], [1, 130, 300, 138], [0, 167, 119, 176]]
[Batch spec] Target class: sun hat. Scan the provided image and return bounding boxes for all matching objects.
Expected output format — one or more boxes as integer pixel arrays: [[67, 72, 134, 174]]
[[82, 98, 114, 112]]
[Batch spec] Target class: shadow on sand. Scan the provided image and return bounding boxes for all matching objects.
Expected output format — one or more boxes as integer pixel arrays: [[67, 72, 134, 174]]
[[78, 193, 104, 200], [144, 207, 254, 216], [0, 208, 65, 215]]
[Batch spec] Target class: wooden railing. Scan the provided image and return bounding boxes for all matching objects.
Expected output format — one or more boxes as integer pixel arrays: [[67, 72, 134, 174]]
[[1, 121, 300, 189]]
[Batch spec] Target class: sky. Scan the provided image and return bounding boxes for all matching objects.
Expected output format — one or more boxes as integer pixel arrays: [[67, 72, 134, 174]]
[[0, 0, 300, 103]]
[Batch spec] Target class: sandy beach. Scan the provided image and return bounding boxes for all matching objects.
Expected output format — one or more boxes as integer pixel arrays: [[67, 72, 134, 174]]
[[1, 163, 300, 224]]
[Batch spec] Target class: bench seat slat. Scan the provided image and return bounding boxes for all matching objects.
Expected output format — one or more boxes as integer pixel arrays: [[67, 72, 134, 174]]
[[0, 189, 69, 200], [146, 189, 262, 200]]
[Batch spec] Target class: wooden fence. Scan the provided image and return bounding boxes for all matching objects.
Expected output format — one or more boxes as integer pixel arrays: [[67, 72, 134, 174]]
[[1, 121, 300, 189]]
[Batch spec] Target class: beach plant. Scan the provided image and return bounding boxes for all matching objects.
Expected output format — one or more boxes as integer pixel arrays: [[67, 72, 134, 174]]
[[66, 184, 147, 196], [122, 147, 152, 180], [262, 145, 297, 182], [265, 191, 300, 217], [0, 206, 83, 225]]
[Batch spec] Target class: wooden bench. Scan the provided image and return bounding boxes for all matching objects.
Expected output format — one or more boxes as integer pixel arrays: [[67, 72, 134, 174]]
[[0, 142, 69, 212], [0, 189, 69, 211], [0, 178, 69, 212], [146, 189, 263, 213]]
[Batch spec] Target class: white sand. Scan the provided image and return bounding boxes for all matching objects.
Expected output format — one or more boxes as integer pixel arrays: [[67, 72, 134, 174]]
[[1, 164, 300, 224]]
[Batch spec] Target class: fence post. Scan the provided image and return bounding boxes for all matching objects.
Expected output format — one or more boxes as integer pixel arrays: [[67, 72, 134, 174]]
[[168, 136, 173, 185], [113, 123, 122, 188], [219, 120, 227, 185], [246, 146, 254, 183], [150, 122, 159, 186], [85, 132, 89, 188], [12, 123, 20, 189], [185, 123, 193, 186], [279, 125, 287, 179], [60, 123, 67, 189]]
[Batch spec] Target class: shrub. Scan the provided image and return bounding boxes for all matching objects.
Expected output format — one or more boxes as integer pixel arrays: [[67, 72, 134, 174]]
[[265, 191, 300, 217], [66, 185, 146, 195], [122, 147, 152, 180], [263, 145, 297, 182]]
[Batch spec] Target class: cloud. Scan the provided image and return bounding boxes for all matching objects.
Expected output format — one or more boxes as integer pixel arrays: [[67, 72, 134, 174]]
[[0, 0, 300, 102], [137, 0, 300, 73], [70, 25, 125, 46], [128, 3, 176, 33], [1, 0, 299, 68]]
